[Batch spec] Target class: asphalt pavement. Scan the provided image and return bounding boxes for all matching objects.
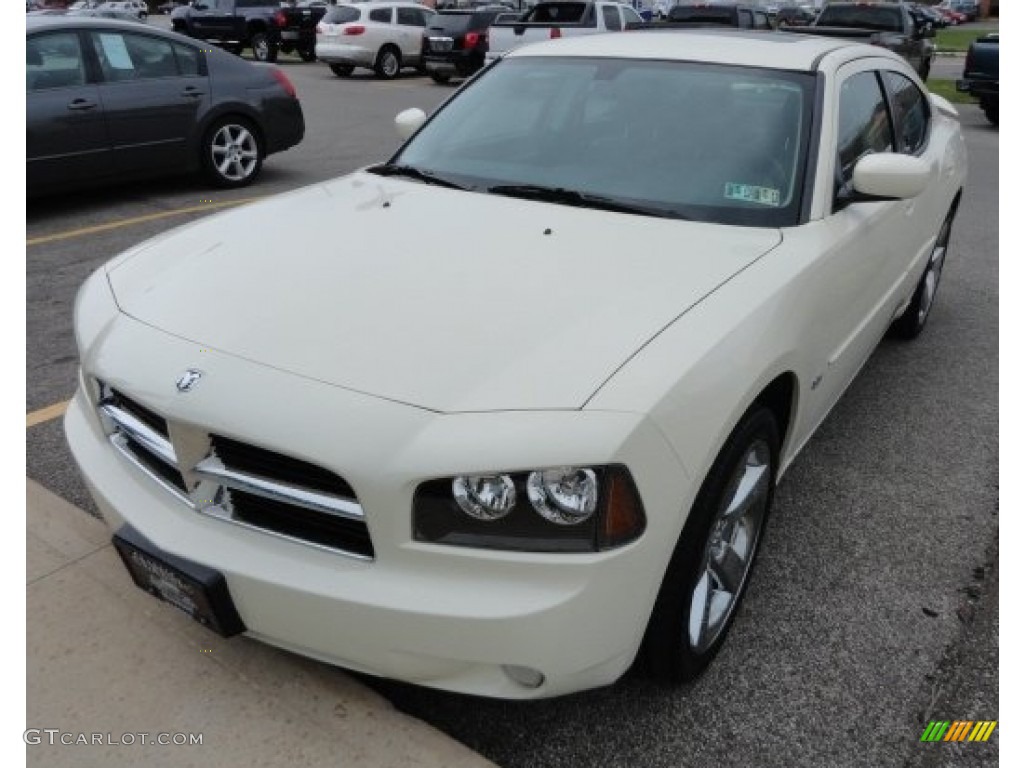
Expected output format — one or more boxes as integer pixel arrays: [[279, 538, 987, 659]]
[[26, 53, 999, 767]]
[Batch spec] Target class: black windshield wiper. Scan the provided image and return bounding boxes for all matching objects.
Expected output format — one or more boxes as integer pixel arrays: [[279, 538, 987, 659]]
[[487, 184, 680, 219], [365, 163, 468, 190]]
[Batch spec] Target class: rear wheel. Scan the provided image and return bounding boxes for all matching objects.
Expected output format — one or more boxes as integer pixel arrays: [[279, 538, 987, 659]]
[[251, 32, 278, 63], [982, 99, 998, 126], [890, 210, 954, 340], [202, 117, 263, 189], [374, 45, 401, 79], [330, 63, 354, 77], [644, 407, 778, 682]]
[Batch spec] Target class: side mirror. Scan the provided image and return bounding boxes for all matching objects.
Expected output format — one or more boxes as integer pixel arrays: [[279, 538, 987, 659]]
[[394, 108, 426, 140], [852, 153, 931, 201]]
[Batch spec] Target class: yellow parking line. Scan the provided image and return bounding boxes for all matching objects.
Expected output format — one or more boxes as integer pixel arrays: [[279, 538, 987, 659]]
[[27, 196, 265, 247], [27, 400, 71, 429]]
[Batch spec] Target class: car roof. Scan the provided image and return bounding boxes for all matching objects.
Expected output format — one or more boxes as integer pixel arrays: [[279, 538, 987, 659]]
[[27, 14, 158, 31], [506, 29, 897, 72]]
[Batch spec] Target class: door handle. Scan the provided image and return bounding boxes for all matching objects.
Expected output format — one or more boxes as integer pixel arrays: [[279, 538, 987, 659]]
[[66, 98, 97, 111], [181, 87, 205, 98]]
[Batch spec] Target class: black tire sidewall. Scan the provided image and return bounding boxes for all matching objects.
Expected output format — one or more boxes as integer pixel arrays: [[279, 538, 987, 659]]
[[251, 32, 277, 63], [890, 211, 954, 340], [375, 47, 400, 79], [643, 406, 779, 682]]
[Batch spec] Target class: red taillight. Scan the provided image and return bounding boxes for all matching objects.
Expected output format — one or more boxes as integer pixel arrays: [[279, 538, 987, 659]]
[[550, 26, 561, 39], [271, 67, 297, 99], [464, 31, 481, 47], [343, 24, 365, 35], [274, 10, 286, 26]]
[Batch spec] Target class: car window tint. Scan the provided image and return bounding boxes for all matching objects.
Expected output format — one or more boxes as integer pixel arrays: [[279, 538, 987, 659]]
[[622, 6, 642, 24], [601, 5, 621, 30], [884, 71, 929, 154], [323, 5, 359, 22], [172, 42, 202, 76], [836, 71, 893, 183], [27, 32, 86, 91], [93, 32, 179, 82], [369, 7, 392, 22], [397, 6, 426, 25]]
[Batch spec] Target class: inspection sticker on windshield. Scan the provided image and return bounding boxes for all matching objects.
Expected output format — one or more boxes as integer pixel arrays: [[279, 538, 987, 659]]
[[724, 183, 781, 207]]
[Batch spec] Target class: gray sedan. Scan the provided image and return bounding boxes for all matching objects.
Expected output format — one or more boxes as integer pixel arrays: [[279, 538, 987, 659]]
[[27, 16, 305, 196]]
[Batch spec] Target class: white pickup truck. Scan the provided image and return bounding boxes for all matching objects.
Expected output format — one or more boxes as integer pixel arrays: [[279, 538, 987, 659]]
[[486, 1, 644, 61]]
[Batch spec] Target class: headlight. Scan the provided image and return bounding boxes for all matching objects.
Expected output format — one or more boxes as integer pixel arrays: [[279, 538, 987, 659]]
[[414, 465, 645, 553]]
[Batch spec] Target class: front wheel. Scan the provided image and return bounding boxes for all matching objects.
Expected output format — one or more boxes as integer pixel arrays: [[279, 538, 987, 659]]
[[889, 211, 954, 340], [330, 63, 354, 77], [374, 46, 401, 79], [644, 407, 778, 682], [251, 32, 278, 63], [202, 117, 264, 189]]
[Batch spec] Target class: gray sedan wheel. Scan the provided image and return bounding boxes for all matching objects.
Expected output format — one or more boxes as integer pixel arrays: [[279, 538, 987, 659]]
[[202, 118, 263, 188]]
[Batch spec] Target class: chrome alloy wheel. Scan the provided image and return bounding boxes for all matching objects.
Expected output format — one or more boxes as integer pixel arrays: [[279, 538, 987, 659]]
[[688, 439, 771, 653], [210, 124, 259, 183], [917, 220, 950, 325]]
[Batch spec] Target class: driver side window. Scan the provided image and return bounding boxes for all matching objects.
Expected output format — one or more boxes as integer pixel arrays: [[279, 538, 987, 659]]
[[835, 71, 893, 196]]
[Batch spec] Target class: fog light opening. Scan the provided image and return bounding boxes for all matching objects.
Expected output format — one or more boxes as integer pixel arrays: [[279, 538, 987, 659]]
[[502, 665, 545, 689]]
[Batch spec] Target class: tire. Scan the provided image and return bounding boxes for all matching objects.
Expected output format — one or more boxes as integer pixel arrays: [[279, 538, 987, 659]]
[[299, 48, 317, 62], [918, 60, 930, 82], [429, 71, 450, 84], [330, 63, 354, 77], [889, 210, 954, 340], [644, 406, 779, 682], [251, 32, 278, 63], [983, 103, 998, 126], [374, 45, 401, 79], [201, 116, 264, 189]]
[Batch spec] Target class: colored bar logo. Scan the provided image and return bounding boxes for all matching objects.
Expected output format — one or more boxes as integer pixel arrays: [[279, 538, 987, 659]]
[[920, 721, 997, 742]]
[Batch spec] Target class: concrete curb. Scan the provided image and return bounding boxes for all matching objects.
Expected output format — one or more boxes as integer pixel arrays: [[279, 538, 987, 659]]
[[26, 478, 498, 768]]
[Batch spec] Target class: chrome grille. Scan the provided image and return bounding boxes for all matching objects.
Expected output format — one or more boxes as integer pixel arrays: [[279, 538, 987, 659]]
[[96, 382, 373, 560]]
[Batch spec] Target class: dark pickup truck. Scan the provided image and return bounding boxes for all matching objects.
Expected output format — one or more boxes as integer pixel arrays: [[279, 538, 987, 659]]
[[171, 0, 326, 63], [630, 3, 772, 29], [957, 32, 998, 125], [789, 2, 935, 80]]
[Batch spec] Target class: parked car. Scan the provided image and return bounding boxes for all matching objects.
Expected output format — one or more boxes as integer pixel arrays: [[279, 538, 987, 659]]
[[653, 3, 773, 28], [315, 2, 435, 78], [171, 0, 320, 63], [775, 5, 817, 26], [66, 30, 965, 699], [100, 0, 147, 19], [957, 32, 998, 125], [421, 7, 503, 83], [796, 2, 935, 80], [27, 15, 304, 195], [487, 1, 643, 61]]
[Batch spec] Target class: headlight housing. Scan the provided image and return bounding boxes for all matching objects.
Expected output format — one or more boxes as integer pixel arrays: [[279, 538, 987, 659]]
[[413, 465, 645, 553]]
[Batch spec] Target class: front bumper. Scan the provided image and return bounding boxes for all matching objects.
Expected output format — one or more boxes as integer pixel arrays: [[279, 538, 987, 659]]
[[65, 315, 692, 698]]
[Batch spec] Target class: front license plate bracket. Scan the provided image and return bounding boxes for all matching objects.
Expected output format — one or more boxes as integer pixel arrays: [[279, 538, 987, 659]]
[[112, 525, 246, 637]]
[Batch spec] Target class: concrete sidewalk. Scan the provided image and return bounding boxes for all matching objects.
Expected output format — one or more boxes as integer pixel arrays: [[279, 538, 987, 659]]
[[26, 479, 497, 768]]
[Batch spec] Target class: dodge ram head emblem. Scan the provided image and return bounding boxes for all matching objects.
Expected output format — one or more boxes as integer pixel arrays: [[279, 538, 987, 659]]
[[176, 369, 203, 393]]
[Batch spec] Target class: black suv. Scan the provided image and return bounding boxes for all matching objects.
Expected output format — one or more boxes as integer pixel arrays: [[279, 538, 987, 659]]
[[422, 8, 506, 84]]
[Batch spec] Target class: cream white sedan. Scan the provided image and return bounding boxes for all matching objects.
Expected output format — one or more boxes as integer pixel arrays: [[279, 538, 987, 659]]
[[66, 31, 967, 699]]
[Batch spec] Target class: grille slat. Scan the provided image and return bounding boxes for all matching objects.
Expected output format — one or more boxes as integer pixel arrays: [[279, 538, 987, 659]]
[[109, 389, 169, 438], [211, 435, 357, 499], [230, 490, 374, 557]]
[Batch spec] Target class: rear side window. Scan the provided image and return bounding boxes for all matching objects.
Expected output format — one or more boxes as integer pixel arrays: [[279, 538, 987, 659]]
[[324, 6, 360, 23], [531, 2, 587, 23], [92, 32, 179, 82], [601, 5, 621, 30], [369, 7, 392, 23], [836, 71, 893, 185], [884, 71, 929, 154], [27, 32, 86, 91]]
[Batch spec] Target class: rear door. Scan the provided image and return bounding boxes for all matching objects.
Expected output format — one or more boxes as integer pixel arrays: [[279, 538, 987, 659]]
[[88, 30, 210, 176], [27, 30, 112, 191]]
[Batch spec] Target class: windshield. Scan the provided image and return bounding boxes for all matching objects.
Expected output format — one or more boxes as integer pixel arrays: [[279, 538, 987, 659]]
[[392, 57, 815, 226]]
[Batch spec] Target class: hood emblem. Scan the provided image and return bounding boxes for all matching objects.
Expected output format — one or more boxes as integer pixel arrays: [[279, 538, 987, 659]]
[[176, 369, 203, 393]]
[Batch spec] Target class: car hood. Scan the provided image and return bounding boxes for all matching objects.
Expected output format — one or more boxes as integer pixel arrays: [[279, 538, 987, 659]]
[[107, 173, 781, 413]]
